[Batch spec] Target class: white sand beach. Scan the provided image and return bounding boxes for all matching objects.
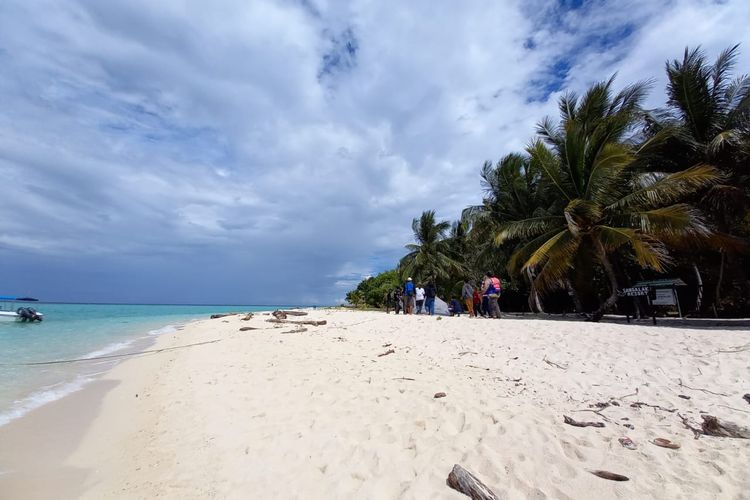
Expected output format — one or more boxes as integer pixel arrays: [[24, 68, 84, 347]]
[[1, 309, 749, 499]]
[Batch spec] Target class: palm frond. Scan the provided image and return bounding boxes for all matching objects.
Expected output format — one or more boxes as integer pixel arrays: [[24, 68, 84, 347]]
[[608, 164, 723, 211]]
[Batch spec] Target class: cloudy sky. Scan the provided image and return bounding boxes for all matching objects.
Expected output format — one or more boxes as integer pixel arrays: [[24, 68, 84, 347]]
[[1, 0, 748, 305]]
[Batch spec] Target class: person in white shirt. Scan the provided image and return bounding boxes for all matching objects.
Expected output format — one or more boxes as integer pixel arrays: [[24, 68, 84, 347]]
[[415, 284, 426, 314]]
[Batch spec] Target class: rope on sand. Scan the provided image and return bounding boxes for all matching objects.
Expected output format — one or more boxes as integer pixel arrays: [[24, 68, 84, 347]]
[[6, 339, 222, 366]]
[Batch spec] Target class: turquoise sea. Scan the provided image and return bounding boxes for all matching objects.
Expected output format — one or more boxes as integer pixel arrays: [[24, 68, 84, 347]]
[[0, 303, 280, 426]]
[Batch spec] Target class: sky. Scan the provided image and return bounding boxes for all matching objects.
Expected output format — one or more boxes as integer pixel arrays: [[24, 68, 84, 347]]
[[1, 0, 749, 305]]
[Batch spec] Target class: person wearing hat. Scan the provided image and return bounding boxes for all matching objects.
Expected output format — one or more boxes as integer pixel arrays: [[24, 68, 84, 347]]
[[403, 277, 416, 314]]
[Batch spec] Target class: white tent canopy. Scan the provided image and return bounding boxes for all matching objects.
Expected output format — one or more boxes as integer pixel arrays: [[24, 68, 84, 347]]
[[434, 297, 449, 316]]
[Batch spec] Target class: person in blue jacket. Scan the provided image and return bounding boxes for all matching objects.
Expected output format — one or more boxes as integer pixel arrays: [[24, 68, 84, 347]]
[[403, 277, 416, 314]]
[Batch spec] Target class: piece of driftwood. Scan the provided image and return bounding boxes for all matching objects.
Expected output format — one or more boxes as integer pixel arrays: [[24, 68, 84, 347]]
[[210, 312, 238, 319], [272, 310, 288, 320], [378, 349, 395, 357], [542, 356, 567, 370], [393, 377, 415, 381], [563, 415, 604, 428], [701, 415, 750, 438], [241, 313, 254, 321], [239, 326, 258, 331], [280, 310, 308, 316], [743, 394, 750, 405], [446, 464, 499, 500], [265, 318, 327, 326], [678, 379, 728, 397], [652, 438, 680, 449], [434, 392, 447, 398], [630, 402, 677, 413], [677, 413, 704, 439], [678, 394, 691, 400], [588, 470, 629, 481], [281, 327, 308, 334]]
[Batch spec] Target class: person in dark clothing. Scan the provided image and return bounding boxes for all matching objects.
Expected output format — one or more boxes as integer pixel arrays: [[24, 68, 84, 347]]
[[394, 288, 403, 314], [403, 277, 416, 314], [449, 297, 463, 316], [424, 282, 437, 315]]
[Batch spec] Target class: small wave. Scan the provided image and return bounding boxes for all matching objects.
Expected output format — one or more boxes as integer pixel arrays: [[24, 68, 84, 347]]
[[0, 375, 93, 427], [83, 339, 136, 359], [148, 324, 178, 336]]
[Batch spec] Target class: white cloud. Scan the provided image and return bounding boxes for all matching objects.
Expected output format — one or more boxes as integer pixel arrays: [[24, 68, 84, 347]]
[[0, 0, 747, 303]]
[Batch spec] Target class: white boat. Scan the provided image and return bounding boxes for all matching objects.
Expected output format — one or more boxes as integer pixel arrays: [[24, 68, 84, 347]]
[[0, 296, 44, 322]]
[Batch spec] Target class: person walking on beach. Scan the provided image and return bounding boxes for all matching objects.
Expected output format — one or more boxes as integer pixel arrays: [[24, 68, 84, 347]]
[[482, 272, 502, 319], [462, 279, 475, 317], [384, 290, 392, 314], [415, 283, 425, 314], [394, 287, 403, 314], [424, 281, 437, 315], [404, 278, 415, 314]]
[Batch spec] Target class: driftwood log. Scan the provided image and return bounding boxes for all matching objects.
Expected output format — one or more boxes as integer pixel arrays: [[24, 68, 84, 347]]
[[280, 310, 308, 316], [210, 312, 238, 319], [241, 313, 254, 321], [272, 310, 287, 320], [563, 415, 604, 428], [743, 394, 750, 405], [378, 349, 395, 357], [266, 318, 327, 326], [446, 464, 499, 500], [434, 392, 447, 398], [239, 327, 257, 331], [701, 415, 750, 438]]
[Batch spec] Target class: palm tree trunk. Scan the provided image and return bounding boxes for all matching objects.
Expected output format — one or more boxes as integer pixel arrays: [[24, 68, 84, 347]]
[[565, 279, 584, 314], [692, 262, 703, 314], [713, 251, 725, 318], [591, 242, 619, 322], [526, 268, 544, 313]]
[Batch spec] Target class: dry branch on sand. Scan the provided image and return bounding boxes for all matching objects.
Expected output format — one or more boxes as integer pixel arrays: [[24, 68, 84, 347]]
[[281, 327, 308, 334], [563, 415, 604, 428], [239, 327, 257, 331], [446, 464, 499, 500], [266, 318, 327, 326], [542, 356, 567, 370], [378, 349, 395, 357]]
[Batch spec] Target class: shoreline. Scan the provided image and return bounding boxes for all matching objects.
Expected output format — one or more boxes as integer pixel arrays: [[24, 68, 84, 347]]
[[0, 304, 282, 429], [2, 309, 749, 498]]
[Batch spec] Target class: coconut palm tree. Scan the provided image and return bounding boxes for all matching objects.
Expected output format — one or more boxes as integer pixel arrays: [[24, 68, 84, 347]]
[[497, 77, 720, 321], [399, 210, 464, 283], [464, 153, 554, 311], [644, 45, 750, 313]]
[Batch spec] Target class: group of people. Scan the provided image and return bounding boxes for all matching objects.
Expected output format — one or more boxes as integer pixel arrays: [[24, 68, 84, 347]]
[[385, 272, 502, 318], [386, 278, 437, 315]]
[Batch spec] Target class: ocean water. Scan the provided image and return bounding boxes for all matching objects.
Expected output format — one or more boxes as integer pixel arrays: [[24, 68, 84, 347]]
[[0, 303, 280, 426]]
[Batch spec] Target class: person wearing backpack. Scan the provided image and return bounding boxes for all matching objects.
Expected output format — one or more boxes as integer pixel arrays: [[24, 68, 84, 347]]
[[481, 272, 502, 319]]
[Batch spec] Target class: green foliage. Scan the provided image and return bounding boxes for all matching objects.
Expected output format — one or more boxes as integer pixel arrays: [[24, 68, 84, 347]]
[[350, 44, 750, 318], [345, 269, 400, 308]]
